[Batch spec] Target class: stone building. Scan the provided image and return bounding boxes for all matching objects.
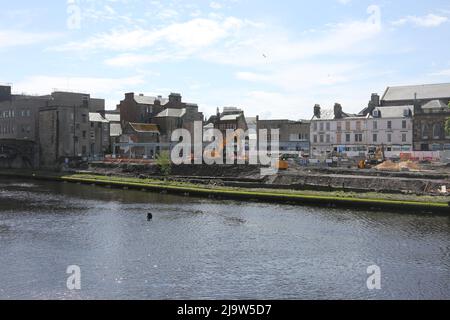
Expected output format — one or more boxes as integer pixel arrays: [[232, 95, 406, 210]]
[[118, 92, 167, 127], [257, 119, 310, 152], [380, 83, 450, 107], [118, 92, 203, 146], [207, 107, 248, 136], [413, 100, 450, 151], [118, 123, 160, 158], [367, 106, 414, 153], [0, 85, 50, 168], [38, 91, 108, 168], [374, 83, 450, 151], [310, 102, 415, 159], [89, 112, 110, 158], [104, 111, 122, 154], [310, 103, 367, 158], [151, 103, 204, 144]]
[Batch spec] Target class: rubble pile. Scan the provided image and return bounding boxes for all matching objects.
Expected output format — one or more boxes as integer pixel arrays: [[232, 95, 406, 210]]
[[375, 161, 422, 172]]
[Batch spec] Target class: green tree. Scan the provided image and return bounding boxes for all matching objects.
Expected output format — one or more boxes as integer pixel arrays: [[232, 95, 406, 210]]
[[156, 151, 172, 177]]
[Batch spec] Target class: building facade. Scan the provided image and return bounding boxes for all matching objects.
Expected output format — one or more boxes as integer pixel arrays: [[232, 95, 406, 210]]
[[118, 92, 167, 127], [0, 85, 50, 168], [367, 106, 414, 153], [257, 119, 310, 152], [310, 102, 416, 159], [118, 123, 160, 158], [39, 91, 108, 168], [413, 100, 450, 151], [380, 83, 450, 107]]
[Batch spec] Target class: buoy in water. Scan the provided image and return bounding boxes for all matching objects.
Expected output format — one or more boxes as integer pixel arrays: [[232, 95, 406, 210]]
[[147, 213, 153, 221]]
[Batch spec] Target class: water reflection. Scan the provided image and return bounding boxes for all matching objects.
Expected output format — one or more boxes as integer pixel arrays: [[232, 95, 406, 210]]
[[0, 177, 449, 300]]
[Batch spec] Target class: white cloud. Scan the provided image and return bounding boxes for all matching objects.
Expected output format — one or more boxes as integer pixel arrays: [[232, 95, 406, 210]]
[[210, 2, 223, 10], [0, 30, 59, 49], [13, 75, 146, 97], [392, 14, 448, 28], [429, 69, 450, 76], [54, 17, 248, 54], [236, 63, 361, 92]]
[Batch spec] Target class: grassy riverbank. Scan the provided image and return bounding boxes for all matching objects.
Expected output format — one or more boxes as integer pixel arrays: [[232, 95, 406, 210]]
[[0, 169, 448, 213]]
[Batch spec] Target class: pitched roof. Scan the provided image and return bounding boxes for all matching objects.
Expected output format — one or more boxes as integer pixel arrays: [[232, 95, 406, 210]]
[[370, 106, 414, 118], [421, 99, 449, 109], [155, 108, 187, 118], [129, 123, 160, 133], [89, 113, 108, 123], [221, 114, 241, 121], [382, 83, 450, 102], [134, 94, 168, 105], [104, 113, 120, 122], [110, 123, 122, 137], [311, 109, 335, 120]]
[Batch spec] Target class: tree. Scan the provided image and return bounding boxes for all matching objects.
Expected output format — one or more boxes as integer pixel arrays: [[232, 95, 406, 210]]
[[156, 151, 172, 177]]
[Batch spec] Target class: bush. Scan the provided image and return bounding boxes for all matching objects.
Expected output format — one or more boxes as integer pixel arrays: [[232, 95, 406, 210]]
[[156, 151, 172, 177]]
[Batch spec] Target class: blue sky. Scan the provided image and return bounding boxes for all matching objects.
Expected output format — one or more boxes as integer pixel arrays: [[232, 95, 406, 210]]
[[1, 0, 450, 119]]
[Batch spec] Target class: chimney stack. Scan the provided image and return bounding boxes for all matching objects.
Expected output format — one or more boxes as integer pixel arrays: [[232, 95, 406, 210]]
[[370, 93, 380, 107], [313, 104, 321, 119], [0, 85, 12, 102], [334, 103, 343, 119]]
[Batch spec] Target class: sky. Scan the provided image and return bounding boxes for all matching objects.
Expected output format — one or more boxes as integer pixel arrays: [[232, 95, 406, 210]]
[[1, 0, 450, 119]]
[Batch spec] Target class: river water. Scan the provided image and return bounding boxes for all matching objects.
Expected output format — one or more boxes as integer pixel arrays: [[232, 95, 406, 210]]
[[0, 178, 448, 300]]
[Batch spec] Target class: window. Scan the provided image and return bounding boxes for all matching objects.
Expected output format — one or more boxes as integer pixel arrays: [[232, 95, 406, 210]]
[[373, 121, 377, 130], [402, 120, 407, 129], [355, 134, 363, 142], [433, 124, 442, 139], [319, 135, 324, 143], [337, 122, 342, 132], [313, 122, 317, 131], [422, 124, 429, 139], [313, 135, 317, 143], [82, 114, 87, 123], [373, 134, 377, 142], [82, 131, 87, 139], [356, 121, 361, 131], [346, 134, 351, 143], [319, 122, 324, 131], [387, 134, 392, 143], [345, 121, 350, 131], [336, 133, 342, 144], [326, 134, 330, 143], [402, 133, 407, 143], [326, 122, 330, 131], [387, 121, 392, 130]]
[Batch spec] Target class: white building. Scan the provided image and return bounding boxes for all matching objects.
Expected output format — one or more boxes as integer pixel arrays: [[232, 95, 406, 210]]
[[310, 103, 414, 159], [367, 106, 414, 155], [310, 104, 368, 158]]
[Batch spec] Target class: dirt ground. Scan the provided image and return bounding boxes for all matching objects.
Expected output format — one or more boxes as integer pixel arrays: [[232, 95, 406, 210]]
[[88, 162, 450, 197]]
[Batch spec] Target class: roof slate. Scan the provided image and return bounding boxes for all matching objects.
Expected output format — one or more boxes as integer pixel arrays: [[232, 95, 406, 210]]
[[382, 83, 450, 102]]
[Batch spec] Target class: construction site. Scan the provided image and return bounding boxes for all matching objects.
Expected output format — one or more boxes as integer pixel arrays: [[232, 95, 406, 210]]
[[87, 154, 450, 198]]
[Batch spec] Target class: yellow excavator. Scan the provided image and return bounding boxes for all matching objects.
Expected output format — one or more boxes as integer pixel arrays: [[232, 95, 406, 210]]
[[358, 146, 385, 169]]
